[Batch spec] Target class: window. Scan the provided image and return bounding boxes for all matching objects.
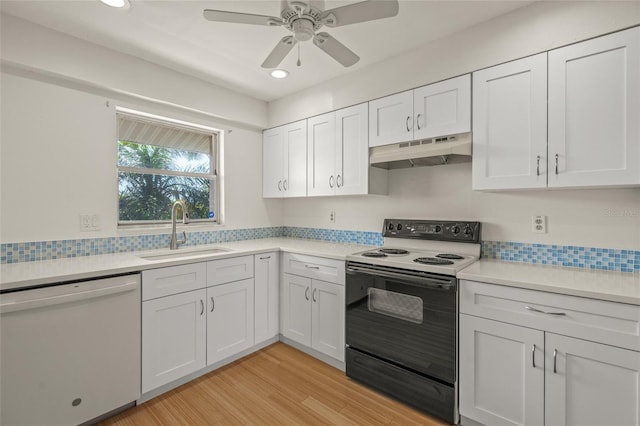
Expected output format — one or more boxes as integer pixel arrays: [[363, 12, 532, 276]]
[[116, 109, 220, 224]]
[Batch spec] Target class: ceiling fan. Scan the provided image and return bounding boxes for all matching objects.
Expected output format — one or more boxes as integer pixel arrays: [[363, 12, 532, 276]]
[[203, 0, 399, 68]]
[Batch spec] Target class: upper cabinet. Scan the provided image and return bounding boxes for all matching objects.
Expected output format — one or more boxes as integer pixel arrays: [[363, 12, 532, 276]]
[[548, 27, 640, 188], [307, 103, 386, 197], [473, 27, 640, 190], [369, 75, 471, 148], [263, 120, 307, 198], [472, 53, 548, 190]]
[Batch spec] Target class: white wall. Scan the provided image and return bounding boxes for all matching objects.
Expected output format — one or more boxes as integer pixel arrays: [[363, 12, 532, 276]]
[[283, 164, 640, 249], [0, 66, 281, 243], [1, 13, 267, 129], [268, 1, 640, 126], [277, 1, 640, 250]]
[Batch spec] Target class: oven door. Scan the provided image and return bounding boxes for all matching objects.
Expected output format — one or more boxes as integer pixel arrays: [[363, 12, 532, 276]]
[[345, 262, 456, 384]]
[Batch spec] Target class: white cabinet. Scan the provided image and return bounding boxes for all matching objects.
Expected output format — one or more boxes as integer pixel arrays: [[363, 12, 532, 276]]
[[280, 253, 345, 362], [281, 273, 312, 346], [369, 75, 471, 147], [544, 333, 640, 426], [548, 27, 640, 188], [142, 256, 257, 394], [307, 103, 385, 197], [459, 315, 545, 426], [254, 252, 279, 344], [473, 27, 640, 190], [141, 287, 207, 393], [459, 280, 640, 426], [206, 278, 254, 365], [262, 119, 307, 198], [472, 53, 548, 190]]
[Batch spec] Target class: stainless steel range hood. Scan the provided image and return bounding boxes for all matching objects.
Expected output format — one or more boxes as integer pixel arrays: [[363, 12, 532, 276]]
[[369, 133, 472, 170]]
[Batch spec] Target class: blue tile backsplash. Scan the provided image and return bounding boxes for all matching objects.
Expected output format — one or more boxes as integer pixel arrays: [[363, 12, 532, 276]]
[[1, 227, 638, 273]]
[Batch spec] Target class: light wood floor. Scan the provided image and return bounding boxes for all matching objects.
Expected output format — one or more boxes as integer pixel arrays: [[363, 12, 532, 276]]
[[100, 343, 449, 425]]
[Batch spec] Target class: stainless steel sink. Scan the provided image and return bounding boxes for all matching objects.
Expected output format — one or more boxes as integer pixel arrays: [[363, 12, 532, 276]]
[[138, 247, 231, 261]]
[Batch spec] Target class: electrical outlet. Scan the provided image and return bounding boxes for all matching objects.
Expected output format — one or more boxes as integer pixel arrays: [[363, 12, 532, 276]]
[[532, 215, 547, 233], [329, 211, 336, 223], [80, 214, 101, 232]]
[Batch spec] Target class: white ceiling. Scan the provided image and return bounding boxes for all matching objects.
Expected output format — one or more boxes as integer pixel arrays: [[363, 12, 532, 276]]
[[0, 0, 533, 102]]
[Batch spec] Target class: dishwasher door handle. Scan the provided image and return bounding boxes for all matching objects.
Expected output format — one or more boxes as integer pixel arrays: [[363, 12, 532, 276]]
[[0, 281, 138, 314]]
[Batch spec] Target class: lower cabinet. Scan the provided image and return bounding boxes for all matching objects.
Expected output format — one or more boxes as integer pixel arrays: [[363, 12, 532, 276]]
[[281, 272, 345, 362], [459, 280, 640, 426], [254, 252, 279, 344], [142, 257, 258, 395], [141, 288, 207, 394], [206, 278, 254, 365]]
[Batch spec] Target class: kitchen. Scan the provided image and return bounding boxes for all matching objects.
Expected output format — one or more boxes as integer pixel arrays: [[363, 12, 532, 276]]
[[1, 1, 639, 425]]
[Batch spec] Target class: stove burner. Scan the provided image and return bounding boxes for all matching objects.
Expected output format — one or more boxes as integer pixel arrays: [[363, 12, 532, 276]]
[[379, 248, 410, 255], [413, 257, 454, 265], [362, 252, 388, 258], [436, 253, 465, 260]]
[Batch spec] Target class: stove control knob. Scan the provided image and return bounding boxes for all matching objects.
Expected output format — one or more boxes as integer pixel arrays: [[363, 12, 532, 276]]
[[464, 226, 473, 236], [397, 224, 403, 231], [387, 222, 394, 231], [452, 225, 461, 235], [434, 225, 442, 233]]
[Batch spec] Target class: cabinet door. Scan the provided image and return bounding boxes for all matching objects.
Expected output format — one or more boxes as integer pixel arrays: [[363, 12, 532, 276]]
[[142, 289, 207, 393], [311, 280, 345, 362], [545, 333, 640, 426], [472, 54, 548, 190], [548, 27, 640, 188], [307, 112, 336, 197], [254, 252, 279, 344], [413, 74, 471, 140], [459, 315, 544, 426], [206, 278, 254, 365], [369, 90, 414, 147], [283, 120, 307, 197], [335, 103, 369, 196], [281, 273, 312, 346], [263, 126, 284, 198]]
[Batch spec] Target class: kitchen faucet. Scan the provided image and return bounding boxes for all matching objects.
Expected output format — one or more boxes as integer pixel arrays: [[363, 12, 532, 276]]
[[170, 200, 190, 250]]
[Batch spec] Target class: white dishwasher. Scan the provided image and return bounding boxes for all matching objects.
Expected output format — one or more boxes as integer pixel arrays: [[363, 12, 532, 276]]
[[1, 274, 141, 426]]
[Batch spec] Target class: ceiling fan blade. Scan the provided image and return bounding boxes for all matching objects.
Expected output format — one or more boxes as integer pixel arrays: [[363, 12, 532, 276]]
[[322, 0, 399, 27], [203, 9, 283, 26], [262, 36, 298, 68], [313, 33, 359, 67]]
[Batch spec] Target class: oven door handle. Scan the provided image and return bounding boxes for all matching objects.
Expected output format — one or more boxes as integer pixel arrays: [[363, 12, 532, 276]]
[[346, 265, 455, 289]]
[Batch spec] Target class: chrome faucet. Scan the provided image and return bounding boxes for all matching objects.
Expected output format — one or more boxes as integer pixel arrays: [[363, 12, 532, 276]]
[[170, 200, 190, 250]]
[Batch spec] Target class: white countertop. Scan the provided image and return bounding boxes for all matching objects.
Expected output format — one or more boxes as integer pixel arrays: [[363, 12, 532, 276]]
[[458, 260, 640, 305], [3, 241, 639, 306], [0, 238, 373, 292]]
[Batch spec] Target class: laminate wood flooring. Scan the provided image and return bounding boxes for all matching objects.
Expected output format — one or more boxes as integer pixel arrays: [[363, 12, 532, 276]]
[[100, 343, 449, 425]]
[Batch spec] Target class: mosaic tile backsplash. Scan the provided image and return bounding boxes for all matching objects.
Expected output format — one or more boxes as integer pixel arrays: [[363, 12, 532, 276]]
[[1, 227, 638, 272]]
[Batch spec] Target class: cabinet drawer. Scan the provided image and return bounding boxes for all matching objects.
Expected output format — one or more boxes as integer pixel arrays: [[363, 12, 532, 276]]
[[142, 263, 206, 301], [460, 280, 640, 351], [207, 255, 254, 286], [282, 253, 345, 285]]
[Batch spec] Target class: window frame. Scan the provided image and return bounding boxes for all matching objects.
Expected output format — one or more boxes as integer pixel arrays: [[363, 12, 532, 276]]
[[116, 108, 221, 226]]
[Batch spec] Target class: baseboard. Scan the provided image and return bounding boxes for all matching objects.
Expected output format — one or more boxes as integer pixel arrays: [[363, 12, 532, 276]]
[[278, 335, 345, 371]]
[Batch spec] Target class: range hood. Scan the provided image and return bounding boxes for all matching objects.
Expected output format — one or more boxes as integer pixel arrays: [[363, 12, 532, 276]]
[[369, 133, 472, 170]]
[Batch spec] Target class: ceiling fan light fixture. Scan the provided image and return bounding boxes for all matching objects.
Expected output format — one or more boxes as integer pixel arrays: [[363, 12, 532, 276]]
[[270, 69, 289, 79], [99, 0, 130, 9]]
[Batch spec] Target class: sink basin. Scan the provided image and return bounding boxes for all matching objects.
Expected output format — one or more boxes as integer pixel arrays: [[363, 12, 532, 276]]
[[138, 247, 231, 261]]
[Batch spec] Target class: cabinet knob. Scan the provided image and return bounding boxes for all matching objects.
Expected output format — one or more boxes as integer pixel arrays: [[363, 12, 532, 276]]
[[555, 154, 559, 175], [336, 174, 342, 188], [312, 288, 318, 302], [536, 155, 541, 177], [406, 116, 412, 132], [329, 175, 335, 188], [416, 113, 422, 130], [283, 179, 288, 191], [278, 180, 282, 191], [305, 287, 310, 301]]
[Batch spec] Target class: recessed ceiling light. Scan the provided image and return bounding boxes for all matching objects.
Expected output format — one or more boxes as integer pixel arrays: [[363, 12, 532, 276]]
[[270, 69, 289, 79], [100, 0, 130, 9]]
